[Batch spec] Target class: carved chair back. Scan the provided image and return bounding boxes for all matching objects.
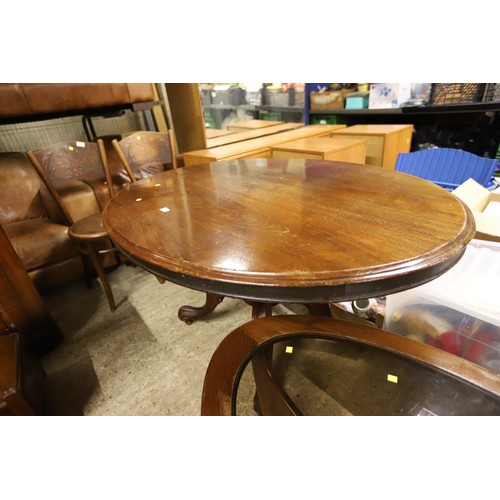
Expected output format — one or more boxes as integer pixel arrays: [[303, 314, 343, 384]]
[[112, 130, 177, 183], [27, 139, 113, 226]]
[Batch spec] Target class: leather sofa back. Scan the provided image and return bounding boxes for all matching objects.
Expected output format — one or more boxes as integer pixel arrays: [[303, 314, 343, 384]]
[[0, 83, 155, 119], [0, 152, 49, 224]]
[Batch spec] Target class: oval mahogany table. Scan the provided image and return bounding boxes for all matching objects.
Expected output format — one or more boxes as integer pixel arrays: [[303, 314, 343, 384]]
[[102, 157, 475, 318], [103, 158, 476, 415]]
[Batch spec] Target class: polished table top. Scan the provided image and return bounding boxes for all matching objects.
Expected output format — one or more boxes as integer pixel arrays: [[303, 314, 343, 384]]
[[102, 158, 475, 303]]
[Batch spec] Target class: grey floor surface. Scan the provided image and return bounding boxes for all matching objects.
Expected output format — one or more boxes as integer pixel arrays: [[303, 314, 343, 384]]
[[40, 263, 293, 416]]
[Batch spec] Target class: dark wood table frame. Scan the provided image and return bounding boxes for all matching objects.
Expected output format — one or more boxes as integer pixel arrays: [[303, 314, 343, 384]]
[[103, 158, 475, 413]]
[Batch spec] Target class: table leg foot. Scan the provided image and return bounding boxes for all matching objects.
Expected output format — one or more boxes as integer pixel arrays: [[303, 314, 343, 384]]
[[178, 293, 224, 325]]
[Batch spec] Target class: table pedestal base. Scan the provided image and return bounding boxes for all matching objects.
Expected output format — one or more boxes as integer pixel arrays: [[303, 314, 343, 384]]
[[178, 293, 334, 326]]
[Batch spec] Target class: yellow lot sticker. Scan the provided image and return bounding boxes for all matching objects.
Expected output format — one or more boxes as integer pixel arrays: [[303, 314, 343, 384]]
[[387, 374, 398, 384]]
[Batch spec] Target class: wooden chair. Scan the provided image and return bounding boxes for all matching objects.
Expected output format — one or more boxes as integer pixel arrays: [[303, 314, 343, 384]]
[[111, 130, 178, 182], [201, 315, 500, 416], [112, 129, 224, 324], [27, 139, 119, 311]]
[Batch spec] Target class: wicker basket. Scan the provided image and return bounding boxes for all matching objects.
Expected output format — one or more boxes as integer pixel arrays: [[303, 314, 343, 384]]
[[430, 83, 486, 105]]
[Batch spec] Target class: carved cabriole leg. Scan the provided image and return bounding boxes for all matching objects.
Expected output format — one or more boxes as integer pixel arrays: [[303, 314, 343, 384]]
[[178, 293, 224, 325]]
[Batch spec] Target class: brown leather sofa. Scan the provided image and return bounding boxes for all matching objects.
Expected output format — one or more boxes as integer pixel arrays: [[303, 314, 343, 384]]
[[0, 83, 155, 122], [0, 152, 84, 292], [1, 148, 125, 294], [0, 84, 158, 292]]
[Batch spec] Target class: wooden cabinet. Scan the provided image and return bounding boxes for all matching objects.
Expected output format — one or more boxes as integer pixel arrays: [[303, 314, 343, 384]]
[[0, 225, 63, 356], [271, 136, 367, 164], [330, 124, 413, 169], [0, 328, 45, 416]]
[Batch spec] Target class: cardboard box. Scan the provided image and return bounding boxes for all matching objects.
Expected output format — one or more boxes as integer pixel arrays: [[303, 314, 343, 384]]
[[368, 83, 411, 109], [310, 91, 344, 109], [452, 178, 500, 243]]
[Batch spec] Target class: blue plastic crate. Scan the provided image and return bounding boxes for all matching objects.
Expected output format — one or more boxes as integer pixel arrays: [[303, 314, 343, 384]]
[[395, 148, 500, 191]]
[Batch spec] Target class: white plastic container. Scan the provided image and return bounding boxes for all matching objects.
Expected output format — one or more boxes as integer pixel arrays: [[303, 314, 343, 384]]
[[384, 239, 500, 373]]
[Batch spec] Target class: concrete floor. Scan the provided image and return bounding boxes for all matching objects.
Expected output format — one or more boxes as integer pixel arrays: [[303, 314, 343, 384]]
[[40, 264, 292, 416], [39, 262, 500, 417]]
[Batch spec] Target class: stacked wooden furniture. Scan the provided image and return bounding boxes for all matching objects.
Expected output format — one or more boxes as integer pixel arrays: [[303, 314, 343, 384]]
[[330, 124, 413, 169], [271, 136, 367, 164], [205, 129, 235, 139], [205, 122, 303, 149], [227, 119, 283, 133], [183, 124, 346, 166]]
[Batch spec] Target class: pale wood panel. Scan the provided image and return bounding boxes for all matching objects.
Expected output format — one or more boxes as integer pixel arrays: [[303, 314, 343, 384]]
[[205, 129, 235, 139], [225, 149, 272, 160], [348, 135, 383, 166], [331, 125, 413, 169], [228, 119, 282, 132], [164, 83, 206, 153], [324, 143, 366, 163], [206, 122, 303, 149], [271, 137, 366, 164], [183, 125, 346, 166], [382, 127, 413, 168]]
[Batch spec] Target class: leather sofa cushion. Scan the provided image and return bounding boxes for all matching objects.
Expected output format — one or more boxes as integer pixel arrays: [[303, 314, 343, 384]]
[[28, 255, 84, 292], [3, 219, 79, 272], [0, 152, 48, 224], [0, 84, 155, 119]]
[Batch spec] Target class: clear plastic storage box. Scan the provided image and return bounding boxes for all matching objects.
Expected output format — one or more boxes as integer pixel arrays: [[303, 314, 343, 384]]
[[384, 239, 500, 374]]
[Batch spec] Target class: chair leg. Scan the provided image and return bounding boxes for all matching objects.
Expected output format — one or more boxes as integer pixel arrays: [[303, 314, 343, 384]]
[[84, 241, 116, 312], [79, 251, 94, 289]]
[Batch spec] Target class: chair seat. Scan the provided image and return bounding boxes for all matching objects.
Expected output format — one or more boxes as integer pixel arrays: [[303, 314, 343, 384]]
[[69, 213, 107, 240]]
